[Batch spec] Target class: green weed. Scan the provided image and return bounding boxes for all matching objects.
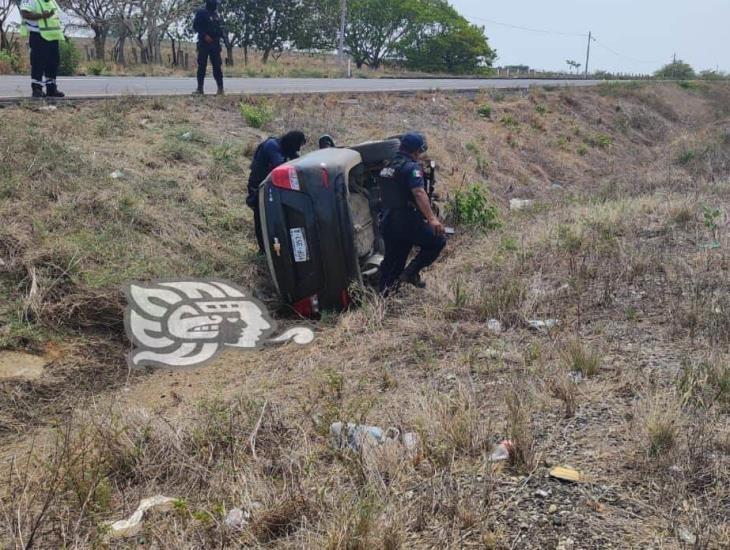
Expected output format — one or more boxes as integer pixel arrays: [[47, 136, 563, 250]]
[[477, 104, 492, 118], [561, 340, 601, 377], [239, 102, 274, 129], [500, 115, 518, 129], [448, 184, 501, 230]]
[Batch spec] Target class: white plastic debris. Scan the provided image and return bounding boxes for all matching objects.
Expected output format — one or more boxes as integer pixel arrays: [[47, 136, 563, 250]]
[[330, 422, 400, 452], [180, 131, 192, 140], [568, 371, 583, 384], [110, 170, 124, 179], [678, 526, 697, 545], [39, 105, 57, 111], [528, 319, 560, 331], [403, 432, 420, 455], [488, 440, 513, 462], [224, 508, 251, 530], [107, 496, 178, 539], [509, 198, 534, 211], [487, 319, 503, 334]]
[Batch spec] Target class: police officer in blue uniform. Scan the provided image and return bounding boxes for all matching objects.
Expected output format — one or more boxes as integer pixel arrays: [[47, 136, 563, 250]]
[[192, 0, 226, 95], [379, 133, 446, 293], [246, 131, 307, 253]]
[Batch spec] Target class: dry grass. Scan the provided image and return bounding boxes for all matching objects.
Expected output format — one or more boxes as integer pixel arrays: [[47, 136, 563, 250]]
[[2, 83, 730, 547]]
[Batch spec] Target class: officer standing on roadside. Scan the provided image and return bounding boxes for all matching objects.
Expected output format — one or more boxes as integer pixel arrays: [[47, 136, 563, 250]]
[[379, 132, 446, 294], [246, 131, 308, 254], [192, 0, 227, 95], [19, 0, 65, 98]]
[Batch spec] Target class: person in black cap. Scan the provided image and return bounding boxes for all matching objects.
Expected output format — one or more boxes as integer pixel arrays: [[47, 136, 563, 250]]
[[378, 132, 446, 294], [319, 134, 336, 149], [192, 0, 227, 95], [246, 131, 307, 253]]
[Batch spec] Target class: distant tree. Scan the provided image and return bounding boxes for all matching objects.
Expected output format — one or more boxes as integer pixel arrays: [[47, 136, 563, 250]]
[[699, 69, 728, 81], [0, 0, 16, 51], [220, 0, 259, 65], [566, 59, 581, 74], [108, 0, 137, 65], [124, 0, 194, 64], [345, 0, 416, 69], [292, 0, 339, 52], [401, 0, 495, 74], [253, 0, 299, 64], [655, 59, 696, 80], [58, 0, 116, 60]]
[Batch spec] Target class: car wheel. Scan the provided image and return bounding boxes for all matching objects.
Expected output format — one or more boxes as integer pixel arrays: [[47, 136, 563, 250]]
[[349, 139, 400, 166]]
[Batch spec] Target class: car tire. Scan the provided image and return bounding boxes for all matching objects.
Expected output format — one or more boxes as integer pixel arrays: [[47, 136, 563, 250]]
[[349, 139, 400, 166]]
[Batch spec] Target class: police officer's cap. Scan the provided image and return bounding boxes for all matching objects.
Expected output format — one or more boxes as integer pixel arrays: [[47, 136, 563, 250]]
[[400, 132, 428, 154]]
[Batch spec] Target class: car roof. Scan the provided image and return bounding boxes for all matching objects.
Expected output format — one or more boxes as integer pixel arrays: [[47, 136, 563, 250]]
[[288, 148, 362, 174]]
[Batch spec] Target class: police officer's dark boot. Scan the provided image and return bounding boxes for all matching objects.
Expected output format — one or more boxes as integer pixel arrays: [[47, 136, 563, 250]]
[[192, 87, 204, 96], [399, 266, 426, 289], [216, 85, 224, 96], [45, 83, 65, 98], [31, 84, 45, 99]]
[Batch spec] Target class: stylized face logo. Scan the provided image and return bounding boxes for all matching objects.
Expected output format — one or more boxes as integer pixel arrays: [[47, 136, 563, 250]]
[[124, 279, 312, 369]]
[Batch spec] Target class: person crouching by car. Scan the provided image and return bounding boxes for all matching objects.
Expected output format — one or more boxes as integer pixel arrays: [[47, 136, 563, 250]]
[[379, 132, 446, 294], [246, 131, 307, 254]]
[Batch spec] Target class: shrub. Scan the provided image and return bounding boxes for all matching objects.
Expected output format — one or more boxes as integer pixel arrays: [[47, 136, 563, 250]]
[[238, 102, 274, 129], [0, 49, 18, 74], [588, 133, 613, 149], [86, 60, 107, 76], [448, 184, 500, 230], [59, 38, 81, 76], [655, 60, 696, 80], [477, 104, 492, 118], [500, 114, 518, 128], [677, 149, 696, 165]]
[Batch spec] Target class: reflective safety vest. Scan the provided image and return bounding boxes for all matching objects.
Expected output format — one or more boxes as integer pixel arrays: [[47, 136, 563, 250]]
[[19, 0, 64, 42]]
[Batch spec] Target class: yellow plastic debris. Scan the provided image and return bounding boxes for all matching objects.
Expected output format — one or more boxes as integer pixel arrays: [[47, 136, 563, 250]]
[[549, 466, 583, 483]]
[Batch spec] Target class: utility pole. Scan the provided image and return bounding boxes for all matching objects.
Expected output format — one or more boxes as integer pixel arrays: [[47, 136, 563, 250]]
[[338, 0, 347, 66], [672, 52, 677, 79], [584, 31, 594, 79]]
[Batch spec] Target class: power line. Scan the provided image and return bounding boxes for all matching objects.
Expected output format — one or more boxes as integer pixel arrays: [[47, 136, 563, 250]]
[[590, 37, 663, 65], [464, 14, 587, 38], [463, 12, 665, 70]]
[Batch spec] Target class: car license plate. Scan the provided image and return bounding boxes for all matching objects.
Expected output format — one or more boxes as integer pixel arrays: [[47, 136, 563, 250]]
[[290, 228, 309, 263]]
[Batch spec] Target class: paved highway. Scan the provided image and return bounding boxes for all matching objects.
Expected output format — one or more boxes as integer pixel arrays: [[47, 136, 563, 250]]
[[0, 75, 601, 99]]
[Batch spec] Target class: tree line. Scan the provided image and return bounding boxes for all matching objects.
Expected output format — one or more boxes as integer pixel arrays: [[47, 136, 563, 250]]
[[0, 0, 496, 74]]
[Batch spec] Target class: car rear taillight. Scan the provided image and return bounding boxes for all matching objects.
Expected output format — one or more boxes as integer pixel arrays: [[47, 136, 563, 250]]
[[321, 167, 330, 189], [292, 294, 320, 317], [271, 165, 301, 191], [340, 289, 351, 308]]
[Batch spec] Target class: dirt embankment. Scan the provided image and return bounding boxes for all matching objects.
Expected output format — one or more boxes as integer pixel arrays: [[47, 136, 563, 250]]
[[1, 83, 729, 548]]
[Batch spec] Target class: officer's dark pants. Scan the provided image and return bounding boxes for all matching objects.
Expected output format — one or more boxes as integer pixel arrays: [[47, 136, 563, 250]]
[[251, 204, 264, 254], [247, 190, 265, 253], [379, 208, 446, 293], [29, 33, 59, 86], [197, 44, 223, 90]]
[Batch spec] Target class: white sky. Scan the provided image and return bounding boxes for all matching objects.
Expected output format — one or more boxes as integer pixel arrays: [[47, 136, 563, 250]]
[[453, 0, 728, 74]]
